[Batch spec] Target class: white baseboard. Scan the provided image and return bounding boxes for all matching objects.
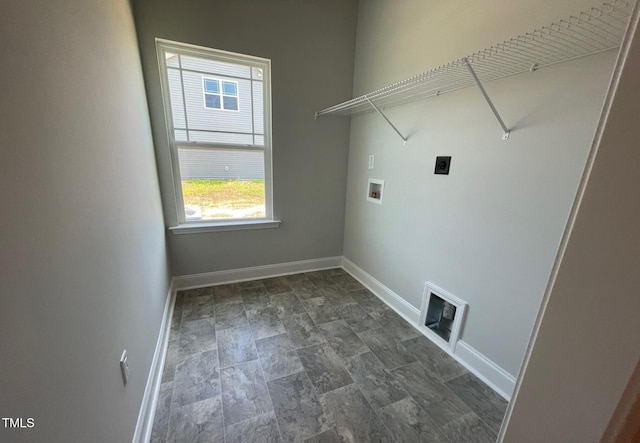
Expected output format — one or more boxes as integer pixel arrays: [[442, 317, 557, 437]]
[[341, 257, 515, 400], [454, 341, 516, 400], [342, 257, 420, 324], [132, 279, 176, 443], [173, 256, 343, 290]]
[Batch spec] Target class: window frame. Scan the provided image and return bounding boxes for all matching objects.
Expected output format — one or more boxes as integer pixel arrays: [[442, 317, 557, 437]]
[[155, 39, 275, 229]]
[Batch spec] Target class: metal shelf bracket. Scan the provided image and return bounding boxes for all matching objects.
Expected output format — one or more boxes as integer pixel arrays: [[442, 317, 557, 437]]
[[313, 1, 633, 143], [365, 97, 408, 145], [463, 58, 510, 140]]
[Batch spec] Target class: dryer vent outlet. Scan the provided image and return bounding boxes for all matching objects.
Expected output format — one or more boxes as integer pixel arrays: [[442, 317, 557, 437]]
[[434, 156, 451, 175]]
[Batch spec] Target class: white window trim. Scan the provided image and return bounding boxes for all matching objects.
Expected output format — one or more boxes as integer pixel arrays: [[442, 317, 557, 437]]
[[202, 77, 240, 112], [156, 39, 278, 232], [169, 219, 281, 234]]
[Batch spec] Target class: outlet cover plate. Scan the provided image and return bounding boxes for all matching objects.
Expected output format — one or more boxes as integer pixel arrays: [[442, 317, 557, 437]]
[[434, 156, 451, 175]]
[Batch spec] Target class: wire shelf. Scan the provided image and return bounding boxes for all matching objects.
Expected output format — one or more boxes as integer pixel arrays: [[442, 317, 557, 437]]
[[315, 0, 634, 120]]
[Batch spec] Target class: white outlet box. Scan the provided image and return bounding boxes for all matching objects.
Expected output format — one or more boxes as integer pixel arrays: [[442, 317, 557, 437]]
[[367, 178, 384, 204], [120, 350, 129, 386]]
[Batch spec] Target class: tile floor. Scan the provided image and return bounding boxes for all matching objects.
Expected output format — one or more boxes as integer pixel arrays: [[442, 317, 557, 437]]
[[150, 268, 507, 443]]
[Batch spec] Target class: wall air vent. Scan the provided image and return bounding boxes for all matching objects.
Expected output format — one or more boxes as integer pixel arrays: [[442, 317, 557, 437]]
[[418, 282, 467, 352]]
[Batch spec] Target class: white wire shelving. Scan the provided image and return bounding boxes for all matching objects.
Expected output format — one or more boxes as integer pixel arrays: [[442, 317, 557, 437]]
[[314, 0, 635, 142]]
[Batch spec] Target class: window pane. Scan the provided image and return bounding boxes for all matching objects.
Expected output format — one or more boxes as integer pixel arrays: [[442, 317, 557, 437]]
[[203, 78, 219, 93], [178, 147, 265, 220], [222, 81, 237, 96], [205, 94, 221, 109], [223, 96, 239, 111], [180, 55, 251, 78], [252, 81, 264, 133], [183, 71, 252, 133], [165, 53, 180, 68], [188, 130, 253, 145], [174, 129, 188, 141], [167, 69, 186, 129], [158, 41, 272, 225], [251, 67, 263, 80]]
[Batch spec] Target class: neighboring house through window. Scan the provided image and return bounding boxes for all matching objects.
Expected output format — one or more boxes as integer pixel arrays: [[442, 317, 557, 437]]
[[156, 39, 273, 225], [203, 78, 239, 111]]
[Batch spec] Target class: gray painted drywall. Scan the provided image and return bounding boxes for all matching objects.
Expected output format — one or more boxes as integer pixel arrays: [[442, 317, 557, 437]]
[[502, 11, 640, 442], [132, 0, 358, 276], [343, 0, 618, 376], [0, 1, 170, 442]]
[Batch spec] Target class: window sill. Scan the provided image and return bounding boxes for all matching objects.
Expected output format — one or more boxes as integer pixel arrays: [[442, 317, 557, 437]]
[[169, 219, 281, 235]]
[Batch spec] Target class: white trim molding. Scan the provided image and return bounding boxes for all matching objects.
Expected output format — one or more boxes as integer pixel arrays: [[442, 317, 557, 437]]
[[341, 257, 514, 400], [342, 257, 420, 324], [132, 280, 177, 443], [454, 341, 516, 400], [169, 219, 281, 235], [173, 256, 343, 290]]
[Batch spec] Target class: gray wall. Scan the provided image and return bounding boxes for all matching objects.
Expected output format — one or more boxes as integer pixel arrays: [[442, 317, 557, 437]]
[[503, 12, 640, 441], [0, 1, 170, 442], [343, 0, 616, 376], [132, 0, 358, 275]]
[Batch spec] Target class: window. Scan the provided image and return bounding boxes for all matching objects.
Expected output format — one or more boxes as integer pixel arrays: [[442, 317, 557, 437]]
[[156, 40, 274, 227], [203, 78, 239, 111]]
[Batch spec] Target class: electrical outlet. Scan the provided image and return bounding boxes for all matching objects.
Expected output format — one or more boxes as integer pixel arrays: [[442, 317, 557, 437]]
[[434, 156, 451, 175], [120, 350, 129, 386]]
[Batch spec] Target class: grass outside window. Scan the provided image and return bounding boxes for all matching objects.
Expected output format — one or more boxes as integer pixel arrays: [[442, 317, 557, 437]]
[[182, 179, 265, 220]]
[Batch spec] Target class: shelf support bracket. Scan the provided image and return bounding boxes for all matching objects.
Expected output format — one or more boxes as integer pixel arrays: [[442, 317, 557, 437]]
[[365, 97, 408, 145], [463, 59, 510, 140]]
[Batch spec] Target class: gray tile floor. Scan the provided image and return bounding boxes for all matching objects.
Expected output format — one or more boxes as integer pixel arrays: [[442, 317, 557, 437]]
[[150, 269, 507, 443]]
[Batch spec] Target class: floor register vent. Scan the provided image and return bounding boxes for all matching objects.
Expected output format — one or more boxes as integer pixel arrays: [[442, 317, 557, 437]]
[[419, 282, 467, 352]]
